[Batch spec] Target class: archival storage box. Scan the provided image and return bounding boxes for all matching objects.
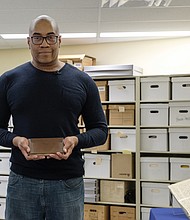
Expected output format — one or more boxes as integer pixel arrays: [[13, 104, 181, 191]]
[[0, 175, 8, 197], [169, 128, 190, 152], [111, 153, 135, 179], [140, 104, 168, 126], [110, 129, 136, 152], [141, 77, 170, 101], [170, 157, 190, 181], [0, 198, 5, 220], [58, 54, 96, 71], [84, 153, 110, 178], [0, 152, 11, 175], [110, 206, 136, 220], [141, 182, 170, 206], [84, 204, 109, 220], [140, 157, 169, 180], [109, 104, 135, 126], [141, 207, 151, 220], [171, 77, 190, 100], [108, 79, 135, 102], [169, 102, 190, 126], [140, 129, 168, 152], [100, 180, 130, 203], [95, 80, 108, 101], [84, 64, 143, 77]]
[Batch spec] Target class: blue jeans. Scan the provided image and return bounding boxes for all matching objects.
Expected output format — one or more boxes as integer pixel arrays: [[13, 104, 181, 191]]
[[5, 171, 84, 220]]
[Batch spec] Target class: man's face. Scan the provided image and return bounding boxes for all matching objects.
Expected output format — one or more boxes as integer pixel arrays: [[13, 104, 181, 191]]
[[27, 19, 61, 66]]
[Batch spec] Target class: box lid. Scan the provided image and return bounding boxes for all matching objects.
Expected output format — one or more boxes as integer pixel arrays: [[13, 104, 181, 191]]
[[0, 153, 11, 158], [108, 104, 135, 110], [141, 76, 170, 82], [172, 77, 190, 82], [108, 79, 134, 86], [84, 153, 110, 160], [169, 102, 190, 107], [142, 182, 169, 188], [141, 157, 169, 163], [170, 158, 190, 163], [169, 128, 190, 133], [141, 129, 167, 134], [110, 129, 136, 135], [140, 104, 168, 109], [0, 198, 6, 203], [0, 176, 9, 181]]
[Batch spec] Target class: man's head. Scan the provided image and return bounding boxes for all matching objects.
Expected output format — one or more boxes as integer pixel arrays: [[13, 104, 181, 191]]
[[27, 15, 62, 69]]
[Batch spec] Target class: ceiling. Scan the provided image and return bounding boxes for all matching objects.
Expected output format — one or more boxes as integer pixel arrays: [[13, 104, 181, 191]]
[[0, 0, 190, 49]]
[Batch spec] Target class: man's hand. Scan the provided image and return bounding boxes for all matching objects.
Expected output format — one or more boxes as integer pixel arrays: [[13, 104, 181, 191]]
[[48, 136, 78, 160], [12, 136, 45, 160]]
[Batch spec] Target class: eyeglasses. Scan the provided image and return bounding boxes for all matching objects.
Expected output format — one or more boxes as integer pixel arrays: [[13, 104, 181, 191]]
[[30, 35, 59, 45]]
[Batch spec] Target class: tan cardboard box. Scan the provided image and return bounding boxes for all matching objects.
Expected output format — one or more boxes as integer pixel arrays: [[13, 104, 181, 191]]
[[110, 206, 136, 220], [109, 104, 135, 126], [100, 180, 129, 203], [84, 204, 109, 220], [111, 153, 135, 179], [59, 54, 96, 70], [95, 80, 108, 101]]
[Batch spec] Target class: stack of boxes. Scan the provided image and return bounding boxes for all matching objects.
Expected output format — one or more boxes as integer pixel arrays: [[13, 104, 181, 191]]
[[84, 179, 99, 203], [0, 152, 11, 219], [140, 75, 190, 219]]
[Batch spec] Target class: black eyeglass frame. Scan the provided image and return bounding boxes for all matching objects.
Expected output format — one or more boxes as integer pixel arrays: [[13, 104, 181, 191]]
[[30, 35, 59, 45]]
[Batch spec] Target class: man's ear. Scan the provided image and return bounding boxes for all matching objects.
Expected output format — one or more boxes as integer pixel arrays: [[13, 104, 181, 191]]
[[58, 35, 61, 48], [27, 37, 31, 49]]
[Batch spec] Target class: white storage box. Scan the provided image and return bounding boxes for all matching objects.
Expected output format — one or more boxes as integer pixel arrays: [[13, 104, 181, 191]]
[[84, 64, 143, 77], [108, 80, 135, 102], [0, 175, 8, 197], [141, 77, 170, 101], [141, 207, 151, 220], [140, 104, 168, 126], [172, 195, 181, 208], [169, 128, 190, 152], [110, 129, 136, 152], [172, 77, 190, 100], [141, 157, 169, 180], [141, 182, 170, 206], [84, 153, 110, 178], [140, 129, 168, 152], [169, 102, 190, 126], [0, 198, 5, 220], [0, 153, 11, 175], [170, 158, 190, 181]]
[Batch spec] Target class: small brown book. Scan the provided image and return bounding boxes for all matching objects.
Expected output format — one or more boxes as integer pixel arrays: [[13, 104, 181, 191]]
[[28, 137, 64, 155]]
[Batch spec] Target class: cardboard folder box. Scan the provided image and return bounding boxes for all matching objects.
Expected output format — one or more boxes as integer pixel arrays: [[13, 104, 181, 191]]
[[110, 206, 136, 220], [59, 54, 96, 70], [109, 104, 135, 126], [100, 180, 130, 203], [111, 153, 135, 179], [84, 204, 109, 220], [95, 80, 108, 101]]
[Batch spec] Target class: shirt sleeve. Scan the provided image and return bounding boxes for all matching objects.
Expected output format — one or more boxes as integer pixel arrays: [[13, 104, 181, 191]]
[[76, 77, 108, 149], [0, 74, 17, 147]]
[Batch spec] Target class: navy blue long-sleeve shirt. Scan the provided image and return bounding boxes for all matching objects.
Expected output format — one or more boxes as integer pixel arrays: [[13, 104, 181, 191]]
[[0, 62, 108, 179]]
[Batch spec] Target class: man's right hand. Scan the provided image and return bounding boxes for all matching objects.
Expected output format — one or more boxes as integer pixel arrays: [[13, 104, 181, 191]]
[[12, 136, 45, 160]]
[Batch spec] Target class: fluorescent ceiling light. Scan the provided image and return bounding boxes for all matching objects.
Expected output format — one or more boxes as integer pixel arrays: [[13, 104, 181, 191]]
[[1, 34, 28, 39], [100, 31, 190, 38], [1, 33, 97, 39], [61, 33, 96, 38]]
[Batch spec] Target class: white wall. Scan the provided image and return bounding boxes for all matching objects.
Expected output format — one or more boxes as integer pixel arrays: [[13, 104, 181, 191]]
[[0, 37, 190, 75], [60, 37, 190, 75]]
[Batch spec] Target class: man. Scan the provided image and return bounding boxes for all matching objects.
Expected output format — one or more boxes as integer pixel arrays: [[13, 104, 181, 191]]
[[0, 15, 108, 220]]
